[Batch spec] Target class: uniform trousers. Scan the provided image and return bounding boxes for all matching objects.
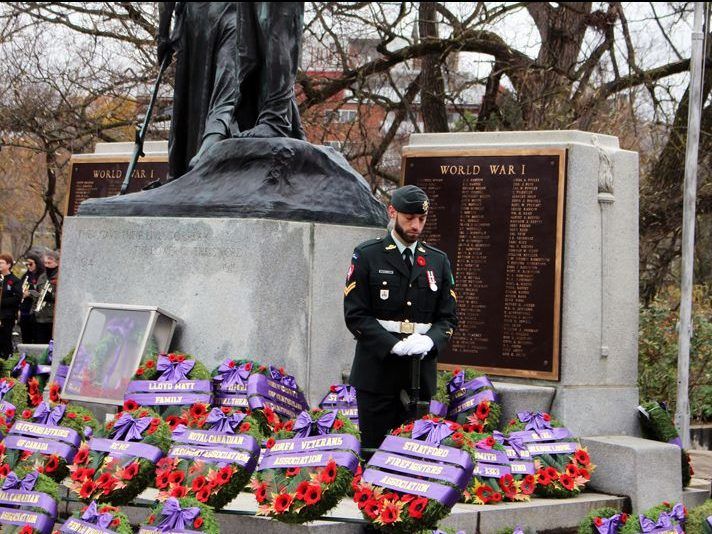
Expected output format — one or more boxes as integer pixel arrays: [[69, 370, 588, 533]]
[[356, 388, 407, 454]]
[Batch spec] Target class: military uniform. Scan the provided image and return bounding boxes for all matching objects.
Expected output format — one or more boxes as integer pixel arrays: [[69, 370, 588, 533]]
[[344, 220, 457, 449]]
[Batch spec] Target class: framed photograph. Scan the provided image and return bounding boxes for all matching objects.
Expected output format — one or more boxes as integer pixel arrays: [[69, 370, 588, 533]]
[[61, 303, 179, 405]]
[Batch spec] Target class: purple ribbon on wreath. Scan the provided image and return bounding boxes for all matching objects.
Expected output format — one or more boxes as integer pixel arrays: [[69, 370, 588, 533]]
[[447, 371, 466, 394], [214, 359, 251, 387], [293, 410, 337, 438], [33, 401, 65, 426], [595, 514, 622, 534], [111, 412, 152, 441], [0, 380, 13, 400], [81, 501, 114, 529], [334, 385, 356, 403], [11, 354, 32, 383], [669, 503, 686, 523], [269, 366, 296, 389], [412, 419, 454, 446], [517, 411, 552, 432], [205, 408, 246, 434], [156, 497, 200, 531], [157, 355, 195, 383], [639, 513, 674, 533], [1, 471, 38, 491]]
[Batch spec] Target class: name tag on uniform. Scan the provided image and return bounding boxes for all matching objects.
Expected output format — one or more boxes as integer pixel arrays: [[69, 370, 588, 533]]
[[380, 289, 389, 300], [378, 269, 394, 275]]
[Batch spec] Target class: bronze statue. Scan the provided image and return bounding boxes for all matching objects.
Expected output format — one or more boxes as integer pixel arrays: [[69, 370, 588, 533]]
[[159, 1, 305, 180], [79, 1, 387, 227]]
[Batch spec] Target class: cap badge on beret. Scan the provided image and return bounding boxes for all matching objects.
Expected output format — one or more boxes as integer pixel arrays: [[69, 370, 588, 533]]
[[423, 200, 429, 212]]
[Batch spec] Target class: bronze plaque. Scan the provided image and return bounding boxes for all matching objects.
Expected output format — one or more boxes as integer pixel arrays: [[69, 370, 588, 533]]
[[403, 148, 566, 380], [66, 156, 168, 216]]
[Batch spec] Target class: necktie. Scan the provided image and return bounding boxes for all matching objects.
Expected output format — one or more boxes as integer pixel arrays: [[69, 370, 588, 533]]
[[403, 248, 413, 273]]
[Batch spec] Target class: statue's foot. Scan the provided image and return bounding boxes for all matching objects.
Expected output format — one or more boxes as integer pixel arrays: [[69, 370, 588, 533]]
[[234, 123, 284, 139], [188, 132, 226, 170]]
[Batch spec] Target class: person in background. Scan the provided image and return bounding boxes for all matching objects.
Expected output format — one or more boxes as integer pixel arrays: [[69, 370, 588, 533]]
[[0, 253, 22, 358], [29, 250, 59, 344], [19, 251, 44, 343]]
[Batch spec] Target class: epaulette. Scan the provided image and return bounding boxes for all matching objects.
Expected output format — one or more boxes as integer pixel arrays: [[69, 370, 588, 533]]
[[421, 241, 446, 256], [356, 236, 386, 250]]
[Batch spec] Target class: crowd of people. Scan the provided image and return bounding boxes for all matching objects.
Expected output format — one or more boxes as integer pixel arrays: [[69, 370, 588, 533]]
[[0, 248, 59, 358]]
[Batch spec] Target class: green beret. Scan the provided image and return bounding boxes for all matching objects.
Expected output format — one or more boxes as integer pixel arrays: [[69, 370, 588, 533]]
[[391, 185, 429, 214]]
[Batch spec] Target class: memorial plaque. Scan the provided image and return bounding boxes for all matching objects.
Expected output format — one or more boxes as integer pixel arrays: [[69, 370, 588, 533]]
[[65, 156, 167, 216], [403, 149, 566, 380]]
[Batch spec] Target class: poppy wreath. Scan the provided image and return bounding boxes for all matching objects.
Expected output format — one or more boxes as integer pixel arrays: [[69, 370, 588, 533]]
[[68, 406, 172, 505], [578, 506, 629, 534], [125, 353, 212, 417], [0, 465, 59, 534], [140, 496, 218, 533], [0, 377, 29, 436], [247, 364, 310, 423], [253, 409, 361, 524], [354, 415, 474, 533], [504, 411, 595, 498], [5, 351, 52, 394], [1, 401, 99, 482], [432, 368, 501, 432], [619, 501, 686, 534], [56, 501, 132, 534], [638, 401, 693, 488], [155, 403, 262, 509], [319, 384, 359, 429], [211, 357, 263, 410]]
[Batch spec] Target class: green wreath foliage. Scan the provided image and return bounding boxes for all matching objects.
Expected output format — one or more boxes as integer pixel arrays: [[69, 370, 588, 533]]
[[133, 352, 211, 381], [639, 401, 693, 487], [1, 402, 99, 482], [155, 403, 262, 510], [0, 377, 29, 426], [68, 406, 171, 505], [255, 409, 360, 524], [142, 496, 219, 533], [686, 498, 712, 534], [619, 502, 686, 534]]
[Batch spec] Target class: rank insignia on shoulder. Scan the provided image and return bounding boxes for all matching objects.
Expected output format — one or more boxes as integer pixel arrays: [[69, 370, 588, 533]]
[[445, 328, 453, 337], [385, 244, 397, 250], [417, 246, 426, 253], [344, 281, 356, 297], [450, 289, 457, 301]]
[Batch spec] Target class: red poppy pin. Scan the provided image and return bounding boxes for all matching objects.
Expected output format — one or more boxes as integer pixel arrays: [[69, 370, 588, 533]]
[[417, 256, 426, 267]]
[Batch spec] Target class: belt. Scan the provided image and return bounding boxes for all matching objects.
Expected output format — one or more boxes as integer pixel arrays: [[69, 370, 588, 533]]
[[377, 320, 431, 335]]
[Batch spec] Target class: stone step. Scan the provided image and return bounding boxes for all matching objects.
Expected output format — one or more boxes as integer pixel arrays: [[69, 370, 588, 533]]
[[683, 478, 712, 509]]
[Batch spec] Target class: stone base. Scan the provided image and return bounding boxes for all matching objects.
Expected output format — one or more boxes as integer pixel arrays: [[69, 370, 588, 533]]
[[581, 435, 682, 511], [492, 381, 556, 425], [16, 343, 49, 358], [552, 386, 640, 436], [54, 216, 382, 405]]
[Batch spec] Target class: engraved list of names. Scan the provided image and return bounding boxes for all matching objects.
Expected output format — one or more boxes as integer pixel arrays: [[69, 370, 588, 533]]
[[403, 149, 566, 379]]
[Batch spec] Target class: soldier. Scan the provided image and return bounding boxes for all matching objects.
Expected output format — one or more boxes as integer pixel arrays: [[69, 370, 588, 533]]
[[343, 185, 458, 452], [0, 253, 22, 358]]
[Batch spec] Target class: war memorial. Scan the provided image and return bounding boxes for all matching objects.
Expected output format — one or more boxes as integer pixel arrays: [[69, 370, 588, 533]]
[[1, 2, 710, 534]]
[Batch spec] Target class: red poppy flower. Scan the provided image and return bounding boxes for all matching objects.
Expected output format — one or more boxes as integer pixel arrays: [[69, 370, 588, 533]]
[[363, 499, 380, 519], [191, 476, 207, 492], [111, 518, 120, 528], [156, 472, 170, 489], [123, 400, 139, 411], [135, 368, 144, 376], [286, 467, 301, 477], [82, 415, 92, 422], [21, 409, 32, 419], [304, 483, 322, 505], [475, 401, 491, 420], [485, 436, 496, 447], [122, 462, 140, 480], [74, 448, 89, 465], [542, 413, 551, 422], [319, 460, 337, 484], [79, 480, 96, 499], [67, 412, 77, 419], [594, 517, 603, 527], [147, 514, 155, 525], [170, 485, 188, 498], [217, 466, 232, 485], [417, 256, 426, 267], [176, 354, 185, 362], [559, 473, 575, 491], [476, 484, 493, 503], [295, 480, 311, 500], [565, 463, 578, 478], [408, 497, 428, 519], [500, 473, 515, 488], [354, 488, 372, 509], [196, 487, 211, 503], [546, 467, 559, 480], [169, 471, 185, 485], [574, 449, 590, 466], [265, 437, 276, 449], [333, 419, 344, 430], [274, 493, 293, 513], [244, 362, 252, 371], [239, 422, 251, 432], [491, 491, 503, 503], [521, 478, 536, 495], [19, 526, 33, 534], [379, 502, 401, 524], [45, 455, 59, 473], [403, 423, 414, 432], [452, 432, 464, 442], [190, 404, 208, 418], [193, 517, 204, 529], [283, 420, 294, 431], [255, 483, 268, 503], [145, 359, 155, 368], [621, 513, 628, 523]]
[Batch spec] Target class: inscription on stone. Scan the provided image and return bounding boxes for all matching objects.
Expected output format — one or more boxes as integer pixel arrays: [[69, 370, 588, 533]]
[[403, 150, 565, 379], [66, 157, 168, 216]]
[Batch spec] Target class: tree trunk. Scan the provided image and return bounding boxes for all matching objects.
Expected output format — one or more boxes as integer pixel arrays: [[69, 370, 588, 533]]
[[418, 2, 449, 133]]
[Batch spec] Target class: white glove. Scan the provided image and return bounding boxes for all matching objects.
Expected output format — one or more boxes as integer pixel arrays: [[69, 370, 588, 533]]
[[402, 333, 434, 356], [390, 340, 409, 356]]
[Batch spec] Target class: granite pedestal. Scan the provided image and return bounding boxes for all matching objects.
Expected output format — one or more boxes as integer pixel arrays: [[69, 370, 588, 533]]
[[54, 217, 382, 405]]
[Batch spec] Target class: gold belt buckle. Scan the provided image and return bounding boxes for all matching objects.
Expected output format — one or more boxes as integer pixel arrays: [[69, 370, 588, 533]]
[[400, 321, 414, 334]]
